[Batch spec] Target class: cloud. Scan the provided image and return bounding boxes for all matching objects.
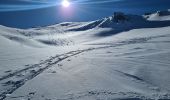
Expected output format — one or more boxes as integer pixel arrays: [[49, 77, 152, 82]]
[[0, 0, 59, 11], [0, 0, 170, 12]]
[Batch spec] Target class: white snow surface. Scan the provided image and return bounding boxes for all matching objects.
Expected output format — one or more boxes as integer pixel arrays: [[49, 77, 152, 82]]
[[146, 9, 170, 21], [0, 11, 170, 100]]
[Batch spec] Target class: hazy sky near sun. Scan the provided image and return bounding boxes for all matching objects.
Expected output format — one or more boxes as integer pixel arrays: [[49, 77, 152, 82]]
[[0, 0, 170, 28], [0, 0, 125, 11]]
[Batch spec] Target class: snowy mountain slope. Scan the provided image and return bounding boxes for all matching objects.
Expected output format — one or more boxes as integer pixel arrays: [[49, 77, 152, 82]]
[[1, 11, 170, 47], [0, 10, 170, 100], [2, 26, 170, 100], [65, 12, 170, 36], [145, 9, 170, 21]]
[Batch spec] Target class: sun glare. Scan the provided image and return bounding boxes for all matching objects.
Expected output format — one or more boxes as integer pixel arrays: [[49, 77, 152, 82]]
[[62, 0, 70, 8]]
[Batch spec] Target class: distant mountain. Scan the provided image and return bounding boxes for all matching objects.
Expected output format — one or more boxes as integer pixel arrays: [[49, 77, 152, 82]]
[[0, 0, 170, 28], [0, 10, 170, 47], [145, 9, 170, 21]]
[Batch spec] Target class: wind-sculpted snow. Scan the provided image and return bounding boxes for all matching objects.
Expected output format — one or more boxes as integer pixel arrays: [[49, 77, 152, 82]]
[[0, 10, 170, 100], [1, 31, 170, 99], [0, 49, 94, 100]]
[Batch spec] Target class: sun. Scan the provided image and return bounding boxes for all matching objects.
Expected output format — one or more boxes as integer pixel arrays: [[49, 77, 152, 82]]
[[62, 0, 70, 8]]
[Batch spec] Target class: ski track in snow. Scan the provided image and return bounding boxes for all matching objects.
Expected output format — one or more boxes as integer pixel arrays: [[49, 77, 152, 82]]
[[0, 33, 170, 100], [0, 49, 91, 100]]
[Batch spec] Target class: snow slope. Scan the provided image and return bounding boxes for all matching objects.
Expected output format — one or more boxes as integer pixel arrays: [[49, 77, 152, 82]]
[[0, 10, 170, 100], [145, 9, 170, 21]]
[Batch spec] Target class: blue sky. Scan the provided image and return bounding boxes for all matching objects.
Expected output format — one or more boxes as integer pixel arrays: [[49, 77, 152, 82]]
[[0, 0, 170, 28]]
